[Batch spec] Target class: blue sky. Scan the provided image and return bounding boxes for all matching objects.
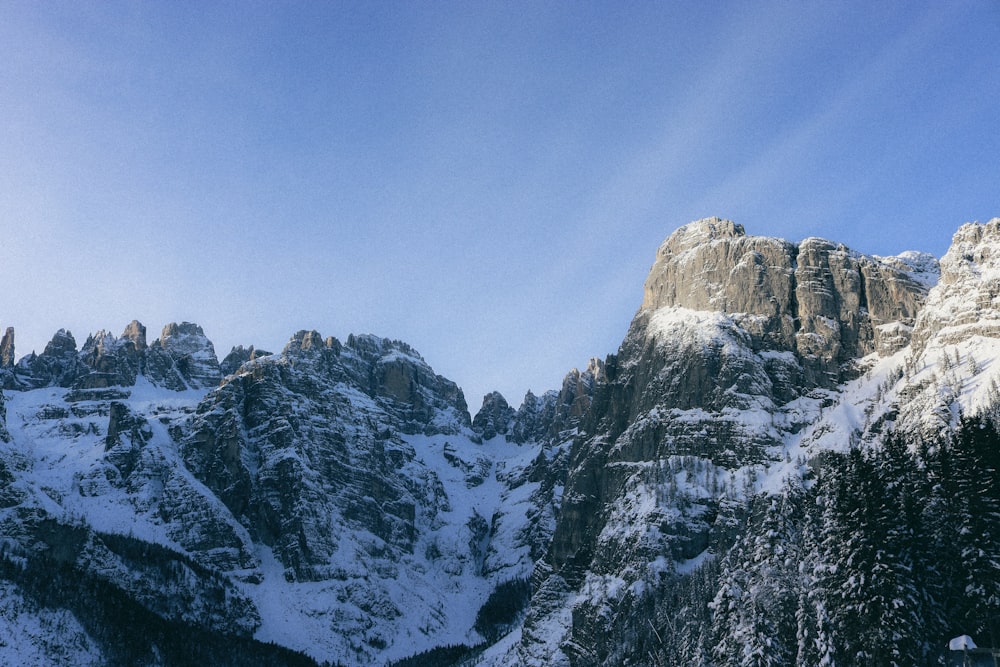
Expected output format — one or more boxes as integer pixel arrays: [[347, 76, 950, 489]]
[[2, 1, 998, 409]]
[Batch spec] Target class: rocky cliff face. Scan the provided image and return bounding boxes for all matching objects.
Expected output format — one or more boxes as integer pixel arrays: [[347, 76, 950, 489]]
[[0, 327, 14, 370], [911, 219, 1000, 352], [544, 220, 936, 584], [145, 322, 222, 390], [181, 330, 473, 582], [642, 218, 936, 377], [219, 344, 271, 376]]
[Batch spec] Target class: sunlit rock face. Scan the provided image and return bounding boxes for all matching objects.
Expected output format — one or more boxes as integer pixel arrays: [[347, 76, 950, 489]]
[[1, 327, 14, 369], [642, 217, 936, 382]]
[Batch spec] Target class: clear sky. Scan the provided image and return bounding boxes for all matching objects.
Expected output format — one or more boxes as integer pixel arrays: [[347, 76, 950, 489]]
[[2, 1, 998, 410]]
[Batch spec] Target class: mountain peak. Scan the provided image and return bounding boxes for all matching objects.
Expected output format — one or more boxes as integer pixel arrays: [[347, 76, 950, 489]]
[[950, 217, 1000, 246], [910, 218, 1000, 354], [640, 220, 934, 369], [658, 217, 746, 253]]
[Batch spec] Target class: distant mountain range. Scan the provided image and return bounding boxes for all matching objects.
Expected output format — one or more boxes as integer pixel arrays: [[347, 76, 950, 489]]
[[2, 217, 998, 666]]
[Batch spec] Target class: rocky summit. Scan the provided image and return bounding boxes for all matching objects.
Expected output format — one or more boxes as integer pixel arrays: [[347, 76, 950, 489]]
[[1, 218, 999, 666]]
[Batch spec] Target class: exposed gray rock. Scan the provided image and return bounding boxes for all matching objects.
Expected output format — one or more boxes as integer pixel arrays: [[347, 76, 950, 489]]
[[181, 329, 472, 581], [508, 390, 550, 445], [6, 320, 224, 392], [220, 344, 272, 376], [15, 329, 87, 388], [103, 401, 153, 481], [5, 218, 990, 667], [75, 327, 144, 389], [145, 322, 222, 390], [507, 360, 605, 446], [344, 332, 471, 435], [0, 327, 15, 393], [473, 391, 516, 440], [642, 217, 935, 384], [518, 219, 939, 664], [0, 327, 13, 369], [910, 218, 1000, 353], [121, 319, 147, 352], [0, 386, 7, 443]]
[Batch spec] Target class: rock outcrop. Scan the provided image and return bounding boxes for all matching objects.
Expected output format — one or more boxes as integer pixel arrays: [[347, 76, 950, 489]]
[[7, 320, 223, 392], [181, 330, 477, 583], [473, 392, 516, 441], [75, 324, 146, 389], [16, 329, 88, 388], [504, 360, 606, 445], [642, 218, 937, 382], [7, 217, 1000, 667], [0, 327, 14, 369], [145, 322, 222, 390], [220, 344, 272, 376], [910, 218, 1000, 352]]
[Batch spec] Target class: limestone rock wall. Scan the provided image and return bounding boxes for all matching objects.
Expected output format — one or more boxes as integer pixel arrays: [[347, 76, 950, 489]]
[[641, 217, 936, 380]]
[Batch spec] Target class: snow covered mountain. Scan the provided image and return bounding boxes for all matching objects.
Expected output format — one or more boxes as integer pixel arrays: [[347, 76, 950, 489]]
[[1, 218, 999, 666]]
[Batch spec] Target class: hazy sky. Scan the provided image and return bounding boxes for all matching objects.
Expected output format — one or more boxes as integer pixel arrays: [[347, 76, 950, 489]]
[[2, 1, 998, 409]]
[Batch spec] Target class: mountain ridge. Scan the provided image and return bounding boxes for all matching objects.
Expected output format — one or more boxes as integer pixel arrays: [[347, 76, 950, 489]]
[[2, 217, 999, 666]]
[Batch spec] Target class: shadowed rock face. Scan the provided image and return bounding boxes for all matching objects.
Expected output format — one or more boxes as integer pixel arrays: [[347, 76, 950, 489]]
[[146, 322, 223, 390], [181, 330, 472, 581], [7, 320, 223, 391], [478, 360, 605, 446], [15, 329, 87, 388], [76, 324, 146, 389], [219, 344, 272, 376], [473, 392, 516, 441]]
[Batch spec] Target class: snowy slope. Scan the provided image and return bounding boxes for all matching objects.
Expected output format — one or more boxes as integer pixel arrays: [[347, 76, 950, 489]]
[[0, 329, 556, 666]]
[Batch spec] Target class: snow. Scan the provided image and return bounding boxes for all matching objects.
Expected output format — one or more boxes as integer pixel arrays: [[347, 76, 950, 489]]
[[676, 549, 712, 575], [1, 379, 216, 547], [240, 428, 544, 663], [475, 625, 524, 665], [0, 582, 104, 666], [646, 306, 750, 354], [875, 250, 941, 287], [949, 635, 978, 650]]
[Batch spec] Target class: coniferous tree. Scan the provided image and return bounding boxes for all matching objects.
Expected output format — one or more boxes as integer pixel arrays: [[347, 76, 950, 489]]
[[871, 432, 934, 665], [949, 415, 1000, 646], [813, 446, 925, 666], [795, 484, 836, 667], [710, 483, 803, 666]]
